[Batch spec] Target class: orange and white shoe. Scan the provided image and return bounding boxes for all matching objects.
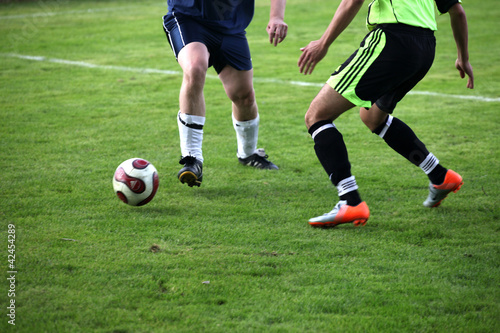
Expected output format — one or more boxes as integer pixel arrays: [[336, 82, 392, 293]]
[[308, 201, 369, 228], [423, 169, 463, 208]]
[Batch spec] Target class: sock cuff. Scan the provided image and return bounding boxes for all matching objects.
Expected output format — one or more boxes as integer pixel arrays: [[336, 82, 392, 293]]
[[232, 114, 260, 128], [178, 111, 205, 129], [336, 176, 359, 196], [419, 153, 439, 174], [309, 120, 336, 140], [377, 115, 393, 138]]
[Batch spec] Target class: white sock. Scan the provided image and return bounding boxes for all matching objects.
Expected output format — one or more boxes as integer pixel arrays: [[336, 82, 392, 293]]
[[232, 114, 259, 159], [177, 111, 205, 162]]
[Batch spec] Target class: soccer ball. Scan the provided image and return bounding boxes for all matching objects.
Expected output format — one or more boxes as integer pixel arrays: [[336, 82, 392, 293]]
[[113, 158, 159, 206]]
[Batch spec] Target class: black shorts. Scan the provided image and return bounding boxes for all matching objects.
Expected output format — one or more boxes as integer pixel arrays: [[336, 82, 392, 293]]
[[162, 12, 252, 74], [327, 24, 436, 113]]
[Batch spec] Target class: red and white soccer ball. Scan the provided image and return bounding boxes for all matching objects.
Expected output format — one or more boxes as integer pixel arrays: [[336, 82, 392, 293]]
[[113, 158, 159, 206]]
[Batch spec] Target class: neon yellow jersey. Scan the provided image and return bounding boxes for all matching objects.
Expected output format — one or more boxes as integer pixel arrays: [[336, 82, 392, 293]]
[[366, 0, 461, 31]]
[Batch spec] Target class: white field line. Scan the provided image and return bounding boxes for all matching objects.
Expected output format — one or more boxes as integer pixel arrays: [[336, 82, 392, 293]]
[[3, 53, 499, 103]]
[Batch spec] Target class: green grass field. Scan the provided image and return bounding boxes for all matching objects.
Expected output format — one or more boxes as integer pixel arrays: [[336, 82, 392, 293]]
[[1, 0, 499, 332]]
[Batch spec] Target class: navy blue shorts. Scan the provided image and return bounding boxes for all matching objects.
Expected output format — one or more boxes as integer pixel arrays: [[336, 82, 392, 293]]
[[162, 12, 252, 74]]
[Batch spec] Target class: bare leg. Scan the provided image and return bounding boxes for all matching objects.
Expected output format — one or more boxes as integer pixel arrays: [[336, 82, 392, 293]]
[[219, 66, 259, 159], [218, 66, 257, 121], [177, 42, 210, 117], [305, 84, 354, 130], [176, 42, 209, 167]]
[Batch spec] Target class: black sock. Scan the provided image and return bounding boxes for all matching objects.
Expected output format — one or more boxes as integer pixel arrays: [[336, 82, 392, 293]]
[[374, 116, 429, 165], [428, 166, 447, 185], [340, 192, 362, 206], [309, 121, 352, 184], [374, 116, 447, 184], [309, 121, 362, 205]]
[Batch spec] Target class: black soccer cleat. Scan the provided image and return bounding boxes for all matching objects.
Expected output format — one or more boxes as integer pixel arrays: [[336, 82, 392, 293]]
[[238, 148, 279, 170], [177, 156, 203, 187]]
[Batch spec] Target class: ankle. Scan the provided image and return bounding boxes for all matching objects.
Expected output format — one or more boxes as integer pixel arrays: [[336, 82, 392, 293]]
[[428, 165, 447, 185], [340, 191, 362, 206]]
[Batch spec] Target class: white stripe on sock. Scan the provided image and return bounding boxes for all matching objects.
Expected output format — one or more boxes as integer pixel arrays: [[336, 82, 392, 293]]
[[336, 176, 359, 196], [419, 153, 439, 174], [311, 123, 336, 140], [378, 115, 393, 138]]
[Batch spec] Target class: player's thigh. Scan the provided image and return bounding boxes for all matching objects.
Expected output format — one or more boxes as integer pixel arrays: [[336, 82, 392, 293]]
[[219, 66, 255, 102], [177, 42, 210, 77]]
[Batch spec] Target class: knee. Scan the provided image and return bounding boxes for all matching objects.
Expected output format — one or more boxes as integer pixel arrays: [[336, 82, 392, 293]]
[[182, 61, 207, 89], [305, 100, 335, 130], [304, 109, 316, 130], [229, 88, 256, 108]]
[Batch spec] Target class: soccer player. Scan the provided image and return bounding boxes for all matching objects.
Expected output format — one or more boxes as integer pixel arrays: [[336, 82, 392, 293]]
[[297, 0, 474, 227], [163, 0, 288, 187]]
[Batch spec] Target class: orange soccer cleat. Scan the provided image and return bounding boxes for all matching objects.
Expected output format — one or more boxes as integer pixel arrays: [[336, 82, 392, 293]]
[[423, 169, 463, 208], [308, 201, 370, 228]]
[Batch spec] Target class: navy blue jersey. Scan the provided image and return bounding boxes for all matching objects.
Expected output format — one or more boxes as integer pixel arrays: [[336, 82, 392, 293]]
[[167, 0, 254, 34]]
